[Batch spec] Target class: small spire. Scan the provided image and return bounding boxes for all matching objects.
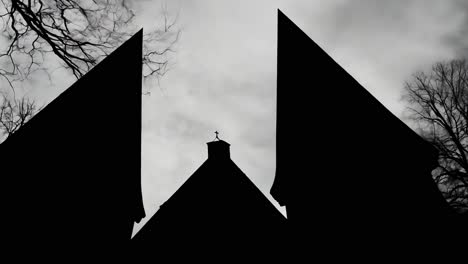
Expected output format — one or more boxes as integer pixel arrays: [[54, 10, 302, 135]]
[[207, 132, 230, 160]]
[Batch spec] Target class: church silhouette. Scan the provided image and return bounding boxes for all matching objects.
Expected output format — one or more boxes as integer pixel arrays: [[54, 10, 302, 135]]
[[0, 9, 465, 261], [131, 135, 287, 260]]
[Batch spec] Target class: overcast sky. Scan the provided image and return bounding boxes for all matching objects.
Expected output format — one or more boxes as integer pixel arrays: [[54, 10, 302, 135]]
[[3, 0, 467, 236], [130, 0, 468, 236]]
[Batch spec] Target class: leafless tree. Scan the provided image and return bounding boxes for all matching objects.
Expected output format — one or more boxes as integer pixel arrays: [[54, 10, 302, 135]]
[[403, 59, 468, 213], [0, 94, 38, 142], [0, 0, 179, 90]]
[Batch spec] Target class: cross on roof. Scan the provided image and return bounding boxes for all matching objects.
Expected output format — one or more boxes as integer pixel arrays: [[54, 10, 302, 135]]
[[214, 131, 220, 141]]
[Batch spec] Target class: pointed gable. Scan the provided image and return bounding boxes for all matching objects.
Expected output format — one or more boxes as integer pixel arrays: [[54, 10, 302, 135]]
[[271, 9, 458, 251], [132, 139, 286, 258], [0, 30, 145, 258]]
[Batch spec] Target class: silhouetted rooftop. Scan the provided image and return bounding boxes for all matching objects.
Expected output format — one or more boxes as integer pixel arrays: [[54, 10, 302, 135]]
[[132, 137, 286, 258], [207, 139, 231, 159], [0, 29, 145, 259]]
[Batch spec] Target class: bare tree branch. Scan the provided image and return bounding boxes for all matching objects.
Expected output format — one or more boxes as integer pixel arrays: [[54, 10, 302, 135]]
[[0, 0, 179, 90], [403, 59, 468, 213], [0, 94, 39, 142]]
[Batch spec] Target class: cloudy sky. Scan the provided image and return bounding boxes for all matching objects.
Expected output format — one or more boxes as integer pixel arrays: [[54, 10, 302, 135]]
[[130, 0, 468, 236], [3, 0, 468, 236]]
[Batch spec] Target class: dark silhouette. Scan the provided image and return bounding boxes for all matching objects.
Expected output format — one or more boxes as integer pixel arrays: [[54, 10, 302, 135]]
[[2, 7, 464, 261], [132, 134, 287, 260], [271, 10, 467, 258], [0, 30, 145, 260]]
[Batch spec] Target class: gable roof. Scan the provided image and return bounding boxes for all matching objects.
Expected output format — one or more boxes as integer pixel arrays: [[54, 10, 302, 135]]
[[271, 9, 450, 218], [132, 140, 286, 256], [0, 29, 145, 256]]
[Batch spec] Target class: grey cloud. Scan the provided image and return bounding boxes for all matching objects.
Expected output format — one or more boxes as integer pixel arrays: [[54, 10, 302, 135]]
[[445, 0, 468, 58], [79, 0, 468, 236], [4, 0, 464, 237]]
